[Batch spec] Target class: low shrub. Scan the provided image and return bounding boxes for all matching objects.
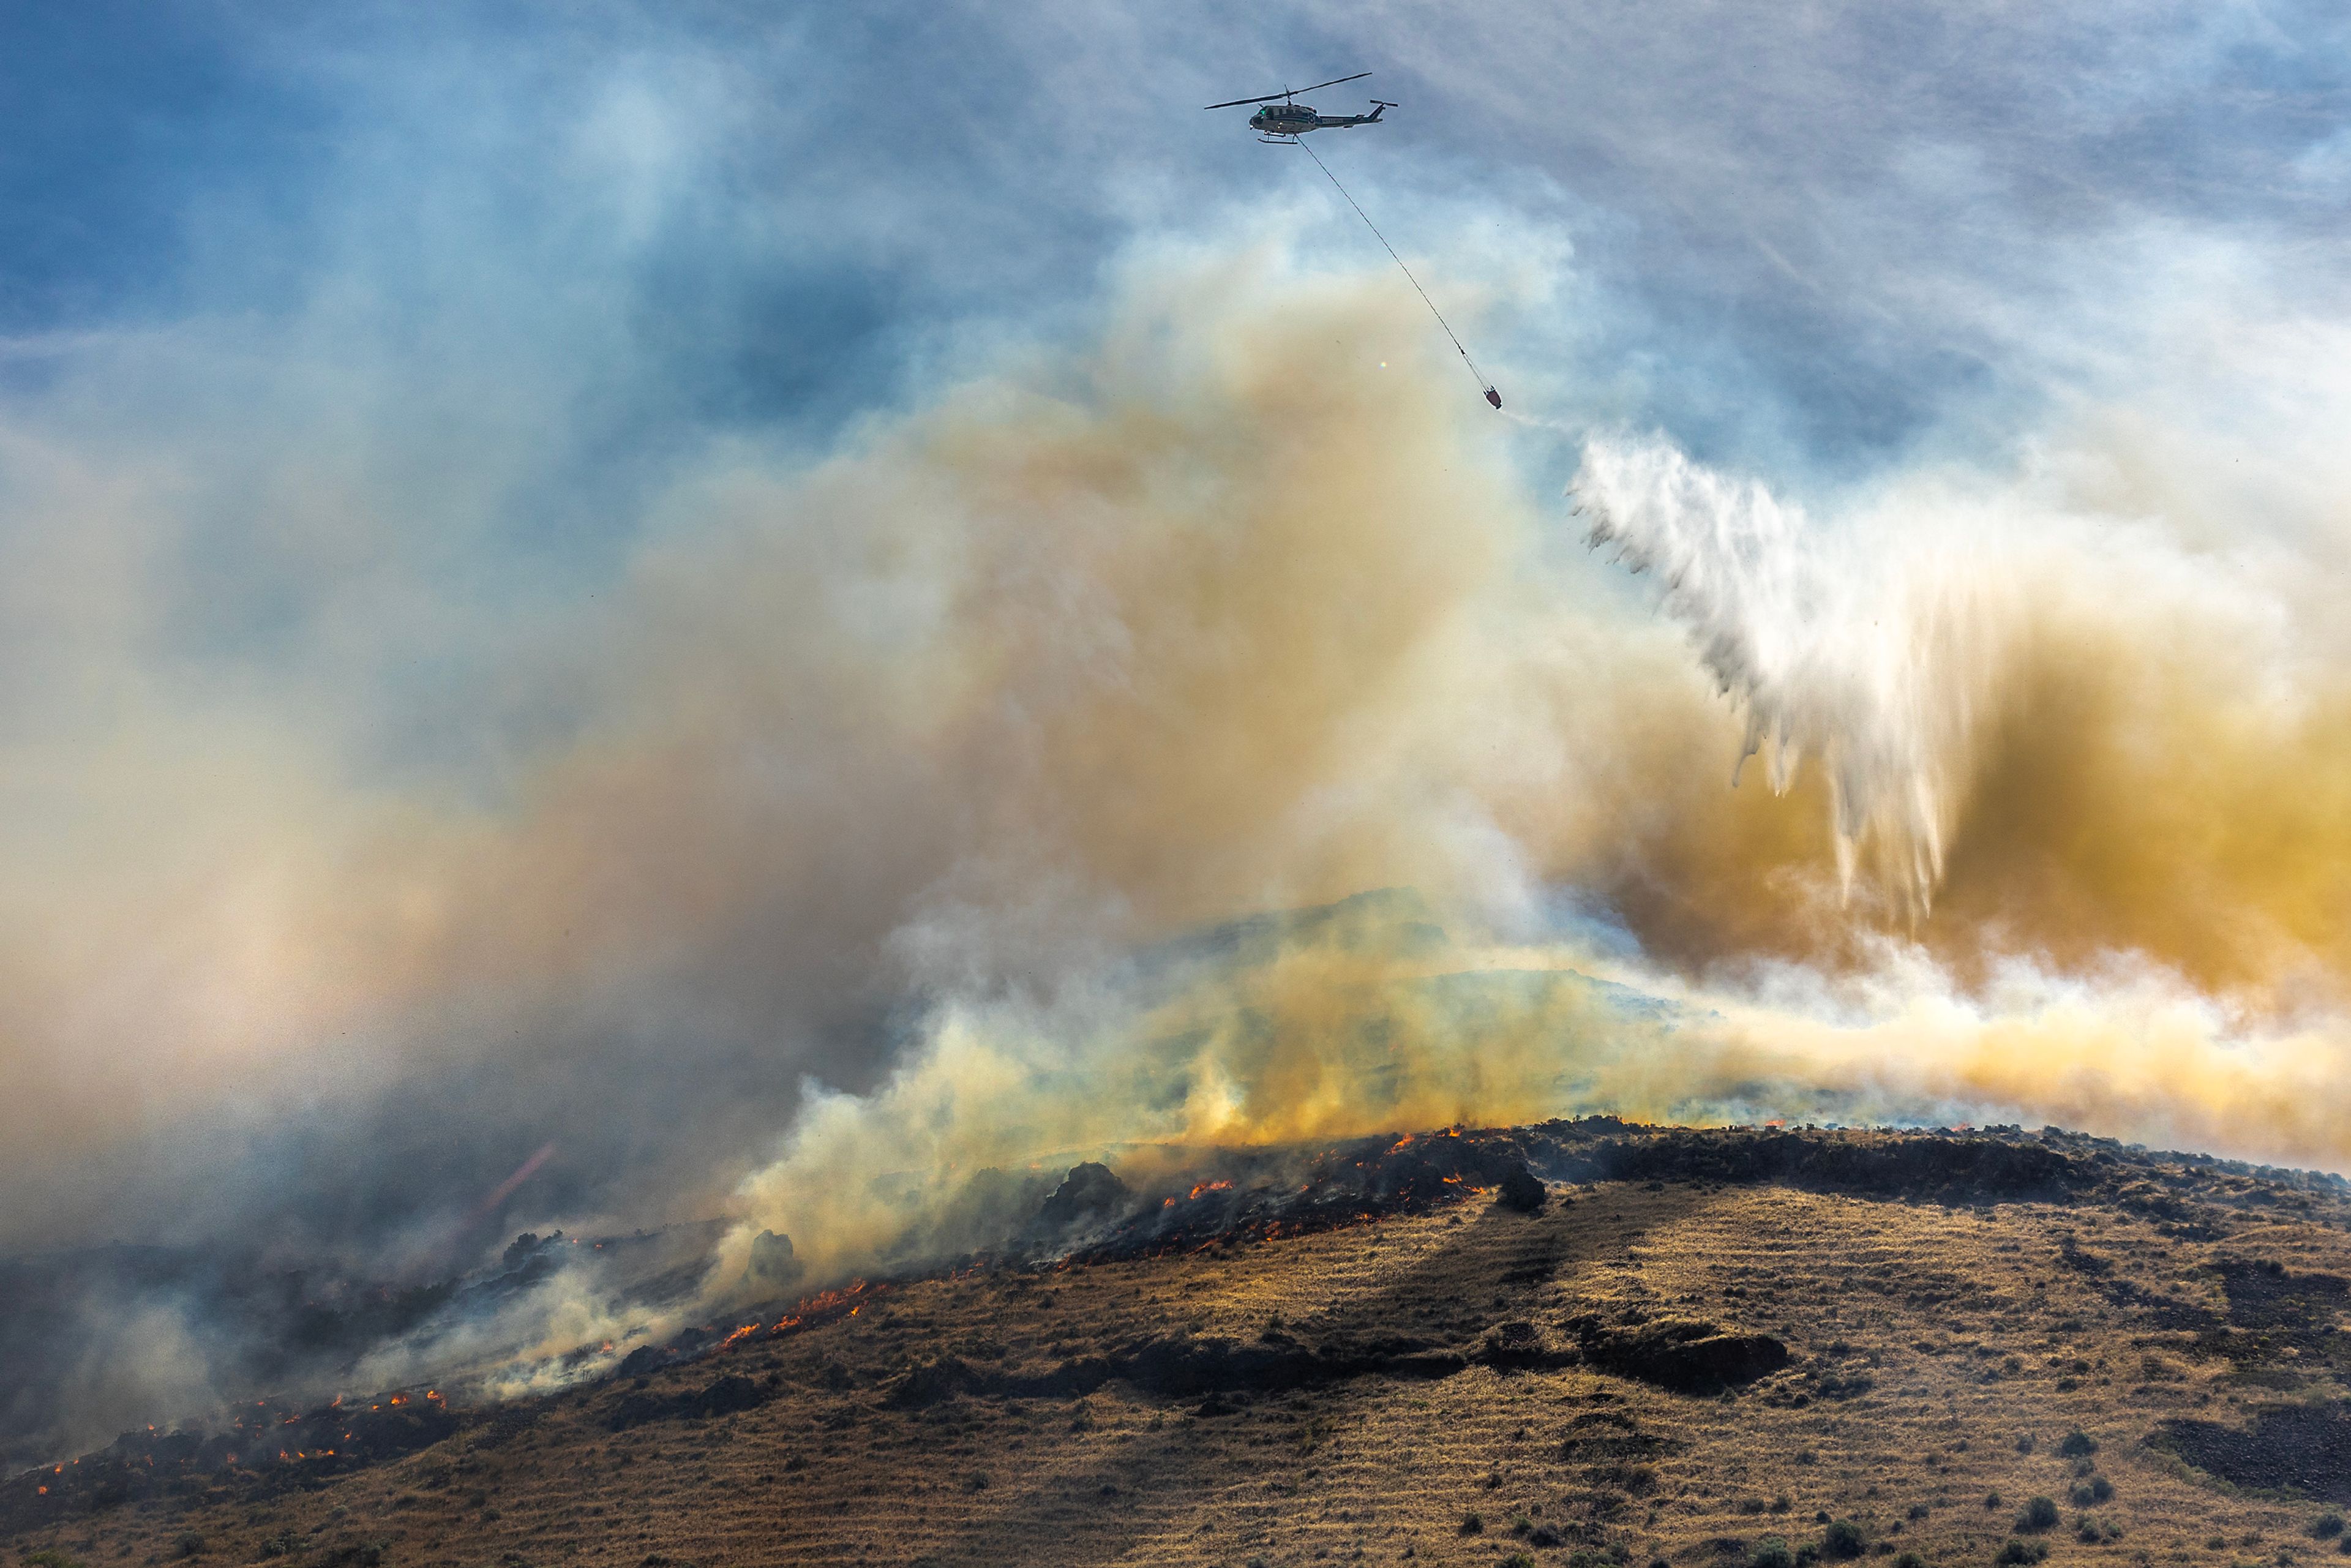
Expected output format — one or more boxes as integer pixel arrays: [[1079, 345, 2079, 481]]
[[1753, 1537, 1798, 1568], [2315, 1515, 2346, 1542], [1995, 1540, 2049, 1566], [1600, 1462, 1660, 1493], [1824, 1520, 1867, 1559], [2016, 1498, 2060, 1533], [2057, 1430, 2099, 1458]]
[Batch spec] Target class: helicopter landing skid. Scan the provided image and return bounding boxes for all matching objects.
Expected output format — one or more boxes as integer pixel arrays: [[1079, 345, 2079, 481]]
[[1258, 134, 1301, 144]]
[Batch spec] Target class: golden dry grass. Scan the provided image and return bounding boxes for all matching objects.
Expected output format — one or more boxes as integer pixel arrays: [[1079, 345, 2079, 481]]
[[16, 1160, 2351, 1568]]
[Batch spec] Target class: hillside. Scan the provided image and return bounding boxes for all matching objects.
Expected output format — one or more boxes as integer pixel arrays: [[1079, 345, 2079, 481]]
[[10, 1122, 2351, 1567]]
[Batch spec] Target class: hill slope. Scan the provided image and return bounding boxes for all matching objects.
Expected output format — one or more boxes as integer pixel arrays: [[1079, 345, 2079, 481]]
[[12, 1122, 2351, 1567]]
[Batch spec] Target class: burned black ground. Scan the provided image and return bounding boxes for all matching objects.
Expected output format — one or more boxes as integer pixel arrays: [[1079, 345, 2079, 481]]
[[9, 1119, 2351, 1565]]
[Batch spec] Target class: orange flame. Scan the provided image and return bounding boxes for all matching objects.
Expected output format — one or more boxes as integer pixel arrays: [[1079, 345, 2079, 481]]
[[767, 1278, 883, 1337]]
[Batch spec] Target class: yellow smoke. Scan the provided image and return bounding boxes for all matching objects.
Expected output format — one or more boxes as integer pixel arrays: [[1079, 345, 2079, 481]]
[[10, 235, 2351, 1299], [1933, 609, 2351, 1002], [716, 284, 2351, 1293]]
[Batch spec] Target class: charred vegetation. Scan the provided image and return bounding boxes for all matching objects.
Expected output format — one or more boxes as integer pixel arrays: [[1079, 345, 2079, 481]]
[[10, 1119, 2351, 1563]]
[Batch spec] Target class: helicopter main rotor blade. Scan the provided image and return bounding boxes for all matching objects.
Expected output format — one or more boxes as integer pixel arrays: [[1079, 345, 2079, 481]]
[[1292, 71, 1371, 94], [1204, 70, 1368, 109]]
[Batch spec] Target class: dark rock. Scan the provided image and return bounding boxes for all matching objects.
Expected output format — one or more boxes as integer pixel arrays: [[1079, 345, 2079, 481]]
[[1036, 1163, 1132, 1231], [1573, 1316, 1790, 1392], [615, 1345, 667, 1379], [885, 1357, 984, 1409], [880, 1332, 1472, 1411], [694, 1373, 765, 1416], [1496, 1163, 1548, 1212], [1480, 1321, 1562, 1369], [748, 1230, 804, 1288], [606, 1371, 770, 1430]]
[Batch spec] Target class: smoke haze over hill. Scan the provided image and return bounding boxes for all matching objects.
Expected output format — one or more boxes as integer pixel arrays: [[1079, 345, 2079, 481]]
[[4, 0, 2351, 1462]]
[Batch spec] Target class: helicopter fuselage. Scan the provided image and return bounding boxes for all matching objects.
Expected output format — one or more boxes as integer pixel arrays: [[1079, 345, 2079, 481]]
[[1248, 101, 1385, 138]]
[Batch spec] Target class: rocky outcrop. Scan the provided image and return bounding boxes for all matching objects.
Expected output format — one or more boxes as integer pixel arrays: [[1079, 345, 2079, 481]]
[[1569, 1316, 1790, 1392]]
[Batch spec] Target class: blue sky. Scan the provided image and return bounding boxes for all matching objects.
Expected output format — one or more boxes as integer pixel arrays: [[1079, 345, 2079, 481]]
[[3, 1, 2349, 1263], [9, 2, 2345, 451]]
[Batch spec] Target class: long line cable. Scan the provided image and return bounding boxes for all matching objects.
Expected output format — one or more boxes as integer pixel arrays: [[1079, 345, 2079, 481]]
[[1295, 135, 1494, 402]]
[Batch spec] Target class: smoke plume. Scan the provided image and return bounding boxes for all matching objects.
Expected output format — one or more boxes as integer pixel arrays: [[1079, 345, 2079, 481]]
[[10, 110, 2351, 1457]]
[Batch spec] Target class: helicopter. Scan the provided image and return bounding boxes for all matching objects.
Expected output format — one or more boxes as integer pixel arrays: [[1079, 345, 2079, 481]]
[[1202, 72, 1502, 411], [1205, 72, 1396, 142]]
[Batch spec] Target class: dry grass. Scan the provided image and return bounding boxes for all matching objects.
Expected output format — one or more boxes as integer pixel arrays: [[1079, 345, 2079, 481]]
[[15, 1160, 2351, 1568]]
